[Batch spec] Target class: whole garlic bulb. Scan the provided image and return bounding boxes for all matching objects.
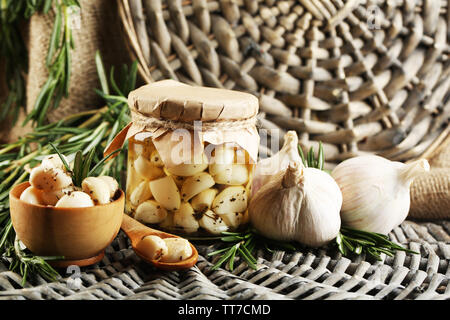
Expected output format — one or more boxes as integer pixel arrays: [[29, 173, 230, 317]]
[[331, 155, 430, 234], [249, 161, 342, 247]]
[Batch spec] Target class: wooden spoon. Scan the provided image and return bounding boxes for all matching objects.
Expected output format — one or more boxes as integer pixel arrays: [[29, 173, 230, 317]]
[[121, 214, 198, 271]]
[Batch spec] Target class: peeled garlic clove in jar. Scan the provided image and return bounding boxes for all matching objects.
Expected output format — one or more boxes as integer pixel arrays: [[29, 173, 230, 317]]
[[55, 191, 95, 208], [165, 153, 208, 177], [213, 164, 249, 185], [220, 212, 244, 229], [160, 238, 193, 262], [150, 150, 164, 167], [81, 177, 111, 205], [30, 165, 73, 192], [212, 186, 248, 215], [134, 155, 165, 180], [130, 180, 152, 207], [40, 185, 76, 206], [199, 210, 229, 234], [134, 200, 168, 224], [20, 186, 44, 205], [149, 176, 181, 211], [191, 188, 218, 212], [97, 176, 119, 198], [208, 145, 235, 176], [173, 202, 199, 233], [163, 167, 187, 188], [159, 212, 175, 230], [136, 235, 168, 261], [180, 172, 215, 201]]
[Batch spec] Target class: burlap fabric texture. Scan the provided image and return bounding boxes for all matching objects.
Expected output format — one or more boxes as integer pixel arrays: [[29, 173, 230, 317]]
[[26, 0, 131, 124], [410, 136, 450, 220]]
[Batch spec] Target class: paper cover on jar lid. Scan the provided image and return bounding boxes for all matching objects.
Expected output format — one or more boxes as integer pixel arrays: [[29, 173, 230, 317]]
[[128, 79, 259, 122], [104, 80, 260, 167]]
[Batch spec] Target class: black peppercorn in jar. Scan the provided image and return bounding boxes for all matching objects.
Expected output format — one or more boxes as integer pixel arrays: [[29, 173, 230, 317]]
[[105, 80, 259, 236]]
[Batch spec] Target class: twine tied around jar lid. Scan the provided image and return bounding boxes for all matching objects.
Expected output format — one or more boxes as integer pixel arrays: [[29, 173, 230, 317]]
[[130, 111, 258, 132]]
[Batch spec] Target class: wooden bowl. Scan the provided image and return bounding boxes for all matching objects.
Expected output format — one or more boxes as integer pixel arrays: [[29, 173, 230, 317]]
[[9, 182, 124, 266]]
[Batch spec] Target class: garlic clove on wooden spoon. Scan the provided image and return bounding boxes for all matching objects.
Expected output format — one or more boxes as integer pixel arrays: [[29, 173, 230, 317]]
[[331, 155, 430, 234]]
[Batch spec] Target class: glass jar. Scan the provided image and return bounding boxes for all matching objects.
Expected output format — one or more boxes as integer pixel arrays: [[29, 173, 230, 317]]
[[106, 80, 259, 236]]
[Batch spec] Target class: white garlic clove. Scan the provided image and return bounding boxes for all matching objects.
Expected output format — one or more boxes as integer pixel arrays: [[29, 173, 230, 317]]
[[213, 164, 249, 185], [163, 167, 187, 188], [165, 153, 208, 177], [160, 238, 193, 262], [159, 212, 175, 230], [220, 212, 245, 229], [30, 165, 73, 191], [40, 185, 76, 206], [20, 186, 44, 205], [150, 149, 164, 167], [180, 172, 215, 202], [55, 191, 95, 208], [41, 154, 69, 170], [149, 176, 181, 211], [191, 188, 218, 212], [134, 200, 168, 224], [134, 155, 165, 180], [82, 177, 111, 205], [97, 176, 119, 198], [130, 180, 152, 207], [136, 235, 168, 261], [208, 145, 235, 176], [173, 202, 199, 233], [198, 210, 229, 234], [212, 186, 248, 215]]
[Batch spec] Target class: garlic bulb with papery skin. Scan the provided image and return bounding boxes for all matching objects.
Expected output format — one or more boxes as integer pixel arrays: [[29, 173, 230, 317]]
[[249, 161, 342, 247], [331, 155, 430, 234], [251, 131, 302, 197]]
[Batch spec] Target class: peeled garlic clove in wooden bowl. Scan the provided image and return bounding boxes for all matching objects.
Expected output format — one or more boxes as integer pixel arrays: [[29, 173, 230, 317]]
[[331, 155, 430, 235], [9, 182, 125, 264]]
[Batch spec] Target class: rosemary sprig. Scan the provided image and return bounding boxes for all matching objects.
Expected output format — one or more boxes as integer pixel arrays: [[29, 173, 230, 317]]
[[337, 227, 419, 261], [50, 142, 122, 187], [188, 228, 299, 271], [0, 0, 53, 124], [298, 142, 324, 170], [24, 0, 80, 127], [0, 52, 136, 284]]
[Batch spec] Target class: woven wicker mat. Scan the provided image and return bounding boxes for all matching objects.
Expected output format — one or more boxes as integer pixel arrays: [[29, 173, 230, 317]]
[[0, 220, 448, 300]]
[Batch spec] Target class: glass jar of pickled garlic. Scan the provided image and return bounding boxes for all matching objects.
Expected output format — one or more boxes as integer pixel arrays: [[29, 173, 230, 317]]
[[106, 80, 259, 236]]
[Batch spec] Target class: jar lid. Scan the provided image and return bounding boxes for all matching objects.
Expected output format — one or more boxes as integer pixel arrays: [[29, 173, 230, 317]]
[[128, 79, 259, 122]]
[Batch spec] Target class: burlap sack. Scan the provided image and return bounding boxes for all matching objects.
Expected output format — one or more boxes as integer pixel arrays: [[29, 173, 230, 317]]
[[409, 136, 450, 220], [26, 0, 131, 125]]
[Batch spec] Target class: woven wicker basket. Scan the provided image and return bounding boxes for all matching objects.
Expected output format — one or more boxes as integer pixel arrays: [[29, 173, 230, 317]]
[[118, 0, 449, 167]]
